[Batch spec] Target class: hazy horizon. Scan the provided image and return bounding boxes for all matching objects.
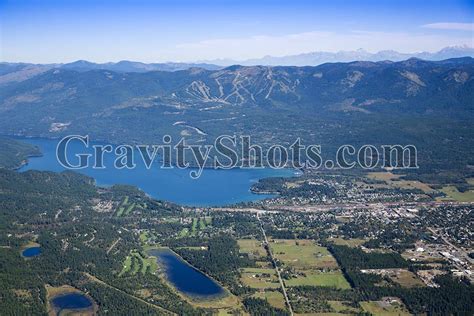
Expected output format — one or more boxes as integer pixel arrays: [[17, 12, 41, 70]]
[[1, 0, 473, 64]]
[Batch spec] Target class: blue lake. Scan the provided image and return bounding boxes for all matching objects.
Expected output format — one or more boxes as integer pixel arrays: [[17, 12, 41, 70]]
[[51, 293, 93, 314], [22, 246, 41, 257], [148, 248, 224, 298], [19, 137, 295, 206]]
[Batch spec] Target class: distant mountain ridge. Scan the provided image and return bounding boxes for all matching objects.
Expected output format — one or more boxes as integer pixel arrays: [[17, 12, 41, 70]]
[[59, 60, 222, 72], [0, 57, 473, 180], [0, 57, 472, 133], [202, 45, 474, 66], [0, 60, 222, 82], [1, 46, 472, 78]]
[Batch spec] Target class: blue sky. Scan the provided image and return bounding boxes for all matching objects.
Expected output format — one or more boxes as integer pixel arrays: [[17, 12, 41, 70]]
[[1, 0, 473, 63]]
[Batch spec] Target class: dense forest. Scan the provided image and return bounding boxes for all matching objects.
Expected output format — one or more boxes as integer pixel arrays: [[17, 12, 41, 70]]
[[0, 169, 208, 315], [328, 244, 474, 315], [0, 137, 41, 169]]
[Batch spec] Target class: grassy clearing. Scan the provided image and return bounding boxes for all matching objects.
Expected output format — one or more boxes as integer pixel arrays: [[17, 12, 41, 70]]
[[269, 240, 350, 289], [139, 231, 149, 243], [270, 239, 338, 269], [238, 239, 267, 257], [367, 172, 434, 193], [45, 285, 96, 316], [329, 237, 367, 248], [285, 271, 351, 289], [389, 270, 425, 288], [176, 246, 206, 250], [329, 301, 361, 313], [439, 186, 474, 202], [162, 217, 180, 223], [116, 206, 125, 217], [123, 203, 135, 216], [198, 218, 206, 230], [179, 228, 189, 237], [252, 290, 286, 310], [141, 256, 158, 274], [360, 300, 411, 316], [187, 293, 242, 310], [179, 217, 211, 238], [240, 268, 280, 289], [191, 218, 198, 235], [119, 255, 132, 276], [119, 251, 157, 276], [115, 196, 133, 217], [21, 241, 40, 251]]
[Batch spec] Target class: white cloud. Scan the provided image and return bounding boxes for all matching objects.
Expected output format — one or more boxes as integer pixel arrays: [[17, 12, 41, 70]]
[[422, 23, 474, 31]]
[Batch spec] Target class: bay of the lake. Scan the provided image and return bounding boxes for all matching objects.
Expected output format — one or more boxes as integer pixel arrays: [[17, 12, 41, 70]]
[[19, 137, 295, 206]]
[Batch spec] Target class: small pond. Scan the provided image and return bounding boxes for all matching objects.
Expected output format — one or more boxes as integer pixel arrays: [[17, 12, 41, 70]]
[[51, 293, 93, 314], [22, 246, 41, 257]]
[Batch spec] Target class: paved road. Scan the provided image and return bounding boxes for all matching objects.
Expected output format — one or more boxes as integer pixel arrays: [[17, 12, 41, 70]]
[[257, 213, 294, 316], [427, 227, 474, 268], [208, 201, 473, 214]]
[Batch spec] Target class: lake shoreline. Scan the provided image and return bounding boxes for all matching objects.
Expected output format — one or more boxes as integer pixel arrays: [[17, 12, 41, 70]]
[[147, 247, 232, 303], [45, 284, 97, 316], [15, 136, 297, 206]]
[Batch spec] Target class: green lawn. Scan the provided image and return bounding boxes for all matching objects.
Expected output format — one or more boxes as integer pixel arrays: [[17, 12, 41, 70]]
[[191, 218, 198, 235], [329, 237, 367, 248], [360, 301, 411, 316], [252, 290, 286, 310], [240, 268, 280, 289], [119, 251, 157, 276], [440, 186, 474, 202], [270, 239, 338, 269], [119, 255, 133, 276], [115, 196, 130, 217], [199, 217, 207, 230], [179, 228, 189, 237], [238, 239, 267, 257], [329, 301, 361, 313], [285, 271, 351, 289], [139, 231, 149, 243], [123, 202, 135, 215]]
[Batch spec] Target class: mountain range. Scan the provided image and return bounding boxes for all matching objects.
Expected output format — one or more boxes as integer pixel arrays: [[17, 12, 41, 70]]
[[0, 57, 473, 180], [1, 46, 473, 76], [201, 46, 474, 66]]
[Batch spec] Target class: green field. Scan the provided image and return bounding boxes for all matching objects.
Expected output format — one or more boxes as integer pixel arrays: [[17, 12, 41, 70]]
[[179, 217, 211, 237], [240, 268, 280, 289], [199, 217, 211, 229], [285, 271, 351, 289], [270, 239, 338, 269], [389, 270, 425, 288], [116, 206, 125, 217], [329, 237, 367, 248], [119, 251, 157, 276], [139, 231, 149, 243], [191, 218, 198, 234], [269, 240, 350, 289], [238, 239, 267, 258], [124, 202, 136, 215], [252, 290, 286, 310], [360, 301, 411, 316], [440, 186, 474, 202], [115, 196, 135, 217], [329, 301, 361, 313], [179, 228, 189, 237]]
